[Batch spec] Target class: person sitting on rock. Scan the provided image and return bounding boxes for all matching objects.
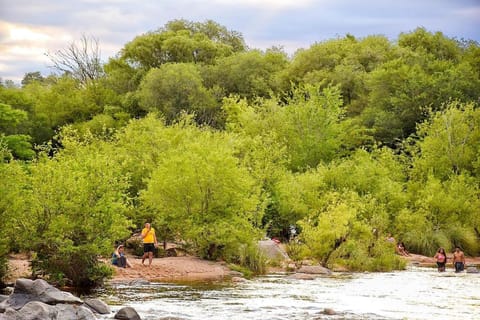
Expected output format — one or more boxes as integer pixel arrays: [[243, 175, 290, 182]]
[[396, 241, 410, 256], [112, 245, 132, 268]]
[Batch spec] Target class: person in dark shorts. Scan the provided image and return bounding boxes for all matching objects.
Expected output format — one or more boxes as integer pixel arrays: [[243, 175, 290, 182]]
[[434, 247, 447, 272], [141, 222, 158, 267], [452, 247, 465, 273]]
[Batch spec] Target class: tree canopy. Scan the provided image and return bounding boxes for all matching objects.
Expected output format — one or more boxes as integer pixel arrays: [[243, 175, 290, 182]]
[[1, 20, 479, 288]]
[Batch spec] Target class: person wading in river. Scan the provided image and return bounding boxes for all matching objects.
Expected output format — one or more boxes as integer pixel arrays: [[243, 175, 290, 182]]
[[452, 247, 466, 273], [434, 247, 447, 272], [141, 222, 158, 267]]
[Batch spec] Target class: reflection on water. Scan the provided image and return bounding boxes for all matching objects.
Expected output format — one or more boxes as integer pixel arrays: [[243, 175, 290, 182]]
[[94, 266, 480, 320]]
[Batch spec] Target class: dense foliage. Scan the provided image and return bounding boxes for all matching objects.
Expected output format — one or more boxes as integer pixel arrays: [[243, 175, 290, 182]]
[[1, 21, 479, 287]]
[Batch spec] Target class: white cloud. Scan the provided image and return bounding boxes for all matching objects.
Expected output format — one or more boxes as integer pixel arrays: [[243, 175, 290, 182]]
[[211, 0, 315, 10]]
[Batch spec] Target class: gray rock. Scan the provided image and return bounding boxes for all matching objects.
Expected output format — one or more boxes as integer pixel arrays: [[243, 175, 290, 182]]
[[114, 306, 141, 320], [128, 279, 150, 286], [287, 273, 316, 280], [16, 301, 57, 320], [297, 265, 332, 275], [84, 298, 111, 314], [12, 279, 34, 294], [1, 293, 32, 310], [56, 303, 97, 320], [34, 280, 82, 305], [0, 295, 9, 303], [0, 307, 19, 320], [1, 278, 83, 311], [466, 266, 479, 273]]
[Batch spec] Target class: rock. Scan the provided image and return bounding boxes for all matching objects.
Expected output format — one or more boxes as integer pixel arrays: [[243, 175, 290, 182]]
[[12, 278, 34, 293], [16, 301, 57, 319], [297, 265, 332, 275], [2, 278, 82, 310], [258, 240, 289, 261], [231, 277, 248, 283], [129, 279, 150, 286], [0, 292, 32, 310], [466, 266, 479, 273], [228, 270, 243, 278], [287, 273, 316, 280], [84, 298, 111, 314], [0, 307, 19, 320], [322, 307, 336, 315], [56, 303, 97, 320], [0, 295, 9, 303], [114, 306, 141, 320]]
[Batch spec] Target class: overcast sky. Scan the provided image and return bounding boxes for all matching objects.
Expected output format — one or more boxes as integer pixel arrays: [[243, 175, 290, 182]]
[[1, 0, 479, 83]]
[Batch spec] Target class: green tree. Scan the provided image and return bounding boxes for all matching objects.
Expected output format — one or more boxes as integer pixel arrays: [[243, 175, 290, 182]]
[[137, 63, 217, 125], [14, 136, 132, 288], [203, 49, 288, 100], [140, 128, 263, 261], [0, 157, 29, 283]]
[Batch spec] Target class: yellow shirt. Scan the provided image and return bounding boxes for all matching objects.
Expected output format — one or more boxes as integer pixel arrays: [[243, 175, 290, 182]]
[[142, 227, 156, 244]]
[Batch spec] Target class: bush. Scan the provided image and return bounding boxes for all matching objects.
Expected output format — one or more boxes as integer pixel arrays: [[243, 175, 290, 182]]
[[234, 243, 267, 275]]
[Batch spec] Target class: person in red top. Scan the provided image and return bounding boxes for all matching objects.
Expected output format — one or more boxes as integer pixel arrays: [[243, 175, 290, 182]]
[[434, 247, 447, 272], [141, 222, 158, 267]]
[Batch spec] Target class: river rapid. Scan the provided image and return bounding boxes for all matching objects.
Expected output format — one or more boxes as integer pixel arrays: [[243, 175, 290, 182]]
[[96, 266, 480, 320]]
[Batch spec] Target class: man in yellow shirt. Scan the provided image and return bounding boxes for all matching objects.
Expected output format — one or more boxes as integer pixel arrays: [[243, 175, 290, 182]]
[[141, 222, 158, 266]]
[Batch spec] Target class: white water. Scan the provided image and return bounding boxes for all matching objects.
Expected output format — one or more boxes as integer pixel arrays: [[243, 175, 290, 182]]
[[97, 266, 480, 320]]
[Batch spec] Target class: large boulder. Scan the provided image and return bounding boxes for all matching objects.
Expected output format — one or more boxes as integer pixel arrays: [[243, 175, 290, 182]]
[[0, 277, 121, 320], [56, 303, 97, 320], [0, 279, 82, 310], [114, 306, 141, 320], [13, 301, 57, 320]]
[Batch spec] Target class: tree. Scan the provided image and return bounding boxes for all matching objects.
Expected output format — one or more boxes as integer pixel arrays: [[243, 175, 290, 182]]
[[411, 102, 480, 180], [21, 72, 45, 87], [0, 158, 28, 283], [140, 127, 263, 261], [14, 137, 132, 288], [137, 63, 217, 125], [46, 34, 104, 85], [203, 49, 288, 100], [118, 19, 245, 71]]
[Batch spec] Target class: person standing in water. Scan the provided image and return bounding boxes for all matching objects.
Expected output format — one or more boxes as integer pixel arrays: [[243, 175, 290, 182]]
[[141, 222, 158, 267], [433, 247, 447, 272], [452, 247, 466, 273]]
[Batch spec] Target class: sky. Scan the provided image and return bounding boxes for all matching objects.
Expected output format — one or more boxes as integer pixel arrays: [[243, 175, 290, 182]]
[[1, 0, 479, 84]]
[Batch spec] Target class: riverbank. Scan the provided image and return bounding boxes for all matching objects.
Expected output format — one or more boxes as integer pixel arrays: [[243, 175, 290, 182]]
[[5, 252, 480, 286], [107, 255, 234, 283]]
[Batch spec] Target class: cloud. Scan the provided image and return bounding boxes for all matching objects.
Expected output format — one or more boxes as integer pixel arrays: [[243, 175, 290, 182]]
[[211, 0, 315, 10], [1, 0, 479, 84]]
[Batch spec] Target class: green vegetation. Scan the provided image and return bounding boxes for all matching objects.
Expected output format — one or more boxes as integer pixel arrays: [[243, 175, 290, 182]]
[[1, 21, 479, 288]]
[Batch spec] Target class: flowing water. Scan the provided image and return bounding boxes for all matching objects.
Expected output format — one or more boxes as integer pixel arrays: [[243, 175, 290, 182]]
[[95, 266, 480, 320]]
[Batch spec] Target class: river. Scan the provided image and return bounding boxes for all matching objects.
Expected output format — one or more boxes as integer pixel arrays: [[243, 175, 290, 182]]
[[95, 266, 480, 320]]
